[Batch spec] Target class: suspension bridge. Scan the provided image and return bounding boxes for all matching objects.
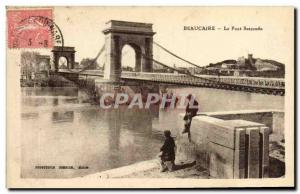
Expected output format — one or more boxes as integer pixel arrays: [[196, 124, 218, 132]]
[[53, 20, 285, 96]]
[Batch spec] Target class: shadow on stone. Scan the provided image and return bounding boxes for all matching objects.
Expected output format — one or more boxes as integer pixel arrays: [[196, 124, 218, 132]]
[[269, 156, 285, 178], [174, 161, 197, 171]]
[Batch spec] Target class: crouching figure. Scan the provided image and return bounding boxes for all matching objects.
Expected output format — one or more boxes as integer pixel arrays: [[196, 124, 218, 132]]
[[158, 130, 176, 172]]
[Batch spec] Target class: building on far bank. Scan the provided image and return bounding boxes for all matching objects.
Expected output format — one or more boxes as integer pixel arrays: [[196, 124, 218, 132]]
[[202, 53, 284, 78], [188, 66, 204, 74]]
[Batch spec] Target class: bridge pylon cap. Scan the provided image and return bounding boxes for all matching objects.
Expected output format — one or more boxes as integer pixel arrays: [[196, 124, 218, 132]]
[[102, 20, 155, 36]]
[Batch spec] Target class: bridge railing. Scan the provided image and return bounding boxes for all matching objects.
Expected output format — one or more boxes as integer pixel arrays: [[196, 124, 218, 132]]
[[121, 71, 209, 84], [121, 72, 285, 90], [203, 76, 285, 89]]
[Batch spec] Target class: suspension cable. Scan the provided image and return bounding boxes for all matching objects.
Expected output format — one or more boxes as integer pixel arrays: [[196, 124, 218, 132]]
[[154, 41, 202, 69], [146, 55, 184, 73], [141, 53, 219, 83], [66, 44, 105, 73]]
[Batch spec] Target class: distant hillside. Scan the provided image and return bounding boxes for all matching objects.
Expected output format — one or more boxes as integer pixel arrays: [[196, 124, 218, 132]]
[[207, 59, 237, 67], [205, 57, 285, 78], [261, 59, 285, 70]]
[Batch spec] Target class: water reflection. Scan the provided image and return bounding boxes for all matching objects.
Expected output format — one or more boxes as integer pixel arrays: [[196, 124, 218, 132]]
[[105, 107, 156, 168], [21, 87, 162, 178], [107, 109, 122, 151], [21, 112, 39, 119], [53, 98, 59, 106], [52, 111, 74, 123], [20, 86, 284, 178]]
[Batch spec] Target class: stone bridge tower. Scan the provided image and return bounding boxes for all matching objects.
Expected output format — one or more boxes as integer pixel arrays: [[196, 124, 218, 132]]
[[52, 46, 76, 72], [102, 20, 156, 82]]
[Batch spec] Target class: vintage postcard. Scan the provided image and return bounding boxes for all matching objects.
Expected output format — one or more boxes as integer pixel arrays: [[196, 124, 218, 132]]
[[6, 6, 294, 188]]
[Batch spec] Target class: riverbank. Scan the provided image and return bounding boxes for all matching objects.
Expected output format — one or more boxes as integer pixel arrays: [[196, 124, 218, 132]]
[[21, 74, 77, 87], [81, 136, 284, 179], [82, 159, 209, 179]]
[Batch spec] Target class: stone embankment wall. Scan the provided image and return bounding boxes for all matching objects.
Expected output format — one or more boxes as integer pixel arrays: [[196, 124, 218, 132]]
[[176, 110, 283, 179]]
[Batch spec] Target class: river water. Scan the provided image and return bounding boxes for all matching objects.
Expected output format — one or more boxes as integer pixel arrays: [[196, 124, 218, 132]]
[[21, 86, 284, 178]]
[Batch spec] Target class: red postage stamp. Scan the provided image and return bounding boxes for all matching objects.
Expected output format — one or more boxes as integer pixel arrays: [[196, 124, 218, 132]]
[[7, 9, 54, 48]]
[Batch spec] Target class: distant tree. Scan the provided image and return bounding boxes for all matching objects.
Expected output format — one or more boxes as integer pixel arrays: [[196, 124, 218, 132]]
[[21, 51, 40, 79], [80, 58, 100, 70], [21, 51, 39, 69]]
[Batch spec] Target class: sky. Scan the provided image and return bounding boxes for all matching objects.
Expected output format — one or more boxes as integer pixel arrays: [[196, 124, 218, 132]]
[[48, 6, 294, 68]]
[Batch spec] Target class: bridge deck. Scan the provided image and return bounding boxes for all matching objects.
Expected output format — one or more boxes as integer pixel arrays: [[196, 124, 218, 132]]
[[57, 70, 285, 93]]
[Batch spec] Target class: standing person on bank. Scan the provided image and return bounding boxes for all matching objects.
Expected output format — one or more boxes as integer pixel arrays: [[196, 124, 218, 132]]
[[182, 94, 199, 142]]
